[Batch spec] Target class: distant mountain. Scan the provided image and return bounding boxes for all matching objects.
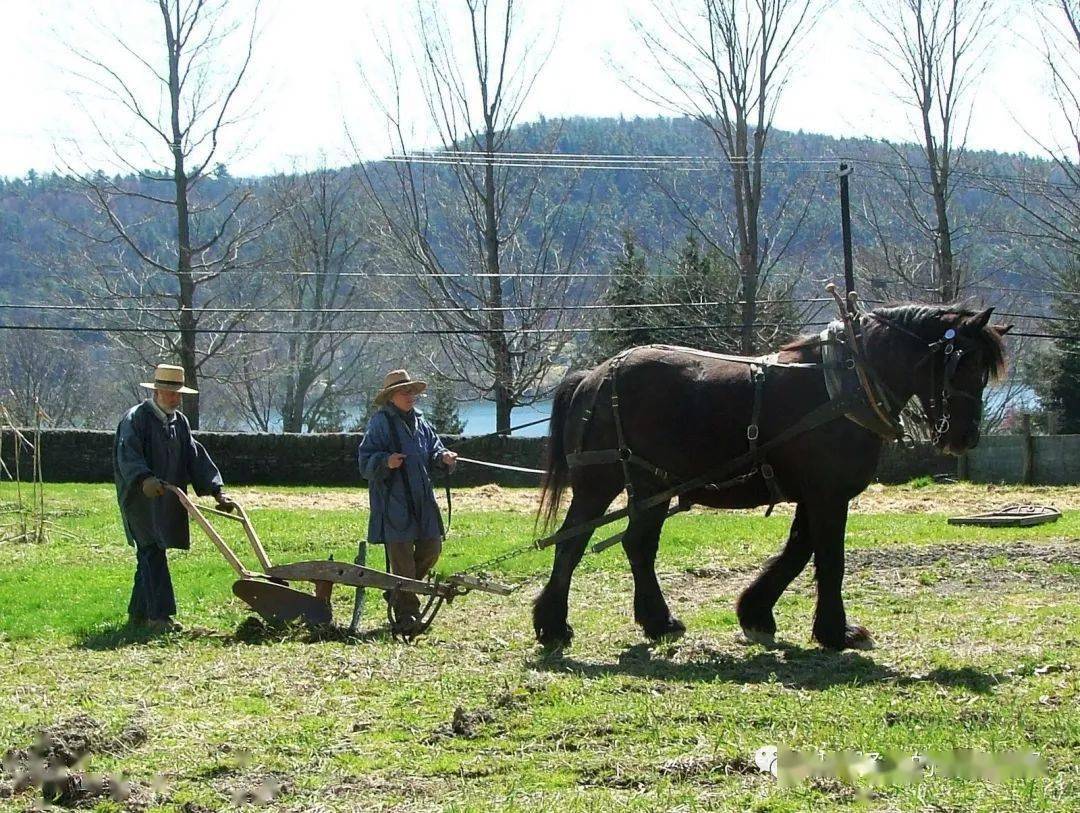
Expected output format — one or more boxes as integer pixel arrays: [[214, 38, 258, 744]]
[[0, 115, 1057, 307]]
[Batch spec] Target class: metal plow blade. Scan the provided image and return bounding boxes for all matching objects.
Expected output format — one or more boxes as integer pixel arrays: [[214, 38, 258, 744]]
[[232, 579, 332, 625]]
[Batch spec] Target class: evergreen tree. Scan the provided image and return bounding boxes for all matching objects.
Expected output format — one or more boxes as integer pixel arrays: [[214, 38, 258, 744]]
[[1036, 257, 1080, 432], [428, 377, 465, 435], [594, 230, 653, 361], [653, 234, 741, 353]]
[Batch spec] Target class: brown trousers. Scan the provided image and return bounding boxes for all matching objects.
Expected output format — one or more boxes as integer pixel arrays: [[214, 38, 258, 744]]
[[385, 537, 442, 617]]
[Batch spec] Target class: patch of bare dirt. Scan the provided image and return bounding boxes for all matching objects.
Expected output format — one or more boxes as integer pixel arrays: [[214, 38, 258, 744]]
[[234, 482, 1080, 517], [670, 540, 1080, 606], [658, 753, 757, 779], [848, 483, 1080, 515], [2, 714, 151, 809], [847, 541, 1080, 572]]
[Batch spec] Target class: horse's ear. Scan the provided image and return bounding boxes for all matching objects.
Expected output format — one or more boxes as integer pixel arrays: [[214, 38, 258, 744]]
[[963, 308, 994, 331], [993, 324, 1014, 336]]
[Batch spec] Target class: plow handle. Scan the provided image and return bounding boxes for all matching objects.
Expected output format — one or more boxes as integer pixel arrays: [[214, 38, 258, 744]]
[[165, 484, 253, 578]]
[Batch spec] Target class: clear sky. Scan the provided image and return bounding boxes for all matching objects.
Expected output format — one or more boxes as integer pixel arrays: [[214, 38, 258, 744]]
[[0, 0, 1069, 179]]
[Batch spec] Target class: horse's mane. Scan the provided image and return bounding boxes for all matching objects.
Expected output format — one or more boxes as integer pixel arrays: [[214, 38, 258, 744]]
[[781, 303, 1007, 380]]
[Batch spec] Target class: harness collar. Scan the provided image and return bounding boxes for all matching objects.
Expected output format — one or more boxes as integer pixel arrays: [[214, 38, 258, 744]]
[[819, 321, 904, 440]]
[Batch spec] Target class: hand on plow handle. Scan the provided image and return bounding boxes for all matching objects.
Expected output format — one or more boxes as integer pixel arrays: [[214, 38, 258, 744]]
[[215, 492, 239, 513], [141, 476, 166, 498]]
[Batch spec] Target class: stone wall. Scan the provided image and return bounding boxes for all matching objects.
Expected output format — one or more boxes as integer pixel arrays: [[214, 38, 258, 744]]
[[0, 427, 984, 487], [963, 434, 1080, 485], [0, 428, 545, 487]]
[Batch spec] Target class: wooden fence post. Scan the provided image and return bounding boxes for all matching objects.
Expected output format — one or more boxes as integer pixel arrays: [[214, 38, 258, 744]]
[[1022, 414, 1035, 485]]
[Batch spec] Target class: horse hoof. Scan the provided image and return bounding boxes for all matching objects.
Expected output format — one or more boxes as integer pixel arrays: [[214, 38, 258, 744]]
[[740, 626, 776, 646], [536, 623, 574, 651], [845, 625, 876, 650], [815, 624, 876, 651], [644, 617, 686, 642]]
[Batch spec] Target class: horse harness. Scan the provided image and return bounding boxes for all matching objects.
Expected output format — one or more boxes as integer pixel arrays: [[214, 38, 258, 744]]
[[549, 307, 977, 542], [562, 345, 843, 523]]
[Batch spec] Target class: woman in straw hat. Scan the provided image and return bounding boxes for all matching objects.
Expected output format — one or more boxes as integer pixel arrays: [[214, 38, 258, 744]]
[[358, 369, 457, 632], [113, 363, 237, 632]]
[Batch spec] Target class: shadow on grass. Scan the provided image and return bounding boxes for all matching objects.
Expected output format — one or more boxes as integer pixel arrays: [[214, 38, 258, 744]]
[[73, 616, 393, 650], [226, 615, 390, 646], [74, 620, 181, 650], [531, 642, 1003, 693]]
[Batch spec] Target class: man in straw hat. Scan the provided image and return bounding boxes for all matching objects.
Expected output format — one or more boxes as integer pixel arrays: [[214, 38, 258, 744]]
[[358, 369, 457, 633], [113, 363, 238, 631]]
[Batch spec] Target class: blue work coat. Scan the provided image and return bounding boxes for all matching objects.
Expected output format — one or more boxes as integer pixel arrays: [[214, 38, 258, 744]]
[[358, 405, 449, 544], [113, 400, 224, 550]]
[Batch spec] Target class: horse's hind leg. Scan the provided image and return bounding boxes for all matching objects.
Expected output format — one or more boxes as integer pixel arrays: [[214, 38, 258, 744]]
[[622, 499, 685, 641], [736, 504, 811, 645], [533, 480, 620, 649]]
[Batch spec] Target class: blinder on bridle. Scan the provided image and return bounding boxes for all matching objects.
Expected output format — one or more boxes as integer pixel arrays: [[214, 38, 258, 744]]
[[870, 315, 987, 441]]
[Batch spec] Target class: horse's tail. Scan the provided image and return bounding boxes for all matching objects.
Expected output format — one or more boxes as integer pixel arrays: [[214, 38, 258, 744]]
[[538, 369, 588, 531]]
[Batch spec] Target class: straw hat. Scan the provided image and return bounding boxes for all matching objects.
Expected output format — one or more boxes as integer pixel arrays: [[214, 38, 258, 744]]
[[374, 369, 427, 406], [139, 363, 199, 395]]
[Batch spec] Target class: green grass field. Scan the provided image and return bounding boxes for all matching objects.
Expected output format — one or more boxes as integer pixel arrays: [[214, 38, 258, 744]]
[[1, 482, 1077, 811]]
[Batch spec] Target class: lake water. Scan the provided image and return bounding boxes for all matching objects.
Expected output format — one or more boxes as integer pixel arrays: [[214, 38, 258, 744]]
[[455, 400, 552, 437]]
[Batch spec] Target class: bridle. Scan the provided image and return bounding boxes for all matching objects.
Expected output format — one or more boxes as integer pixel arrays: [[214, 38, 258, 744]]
[[866, 312, 986, 443]]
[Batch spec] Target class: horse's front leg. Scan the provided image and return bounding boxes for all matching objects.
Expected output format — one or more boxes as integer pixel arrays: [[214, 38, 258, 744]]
[[621, 499, 685, 640], [806, 498, 875, 651], [736, 503, 811, 644], [533, 485, 618, 649]]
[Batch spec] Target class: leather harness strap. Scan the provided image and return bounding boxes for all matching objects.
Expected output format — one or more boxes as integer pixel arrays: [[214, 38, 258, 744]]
[[536, 393, 856, 549]]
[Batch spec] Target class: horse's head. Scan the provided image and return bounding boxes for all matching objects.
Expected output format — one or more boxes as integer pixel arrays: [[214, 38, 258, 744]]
[[867, 305, 1011, 454]]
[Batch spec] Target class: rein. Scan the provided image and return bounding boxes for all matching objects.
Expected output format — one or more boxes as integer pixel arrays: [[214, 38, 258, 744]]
[[865, 310, 982, 444]]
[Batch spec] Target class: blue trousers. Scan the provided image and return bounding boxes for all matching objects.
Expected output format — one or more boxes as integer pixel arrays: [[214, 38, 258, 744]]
[[128, 545, 177, 621]]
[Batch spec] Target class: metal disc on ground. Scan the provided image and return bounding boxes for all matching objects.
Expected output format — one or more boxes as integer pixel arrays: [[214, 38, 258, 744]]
[[947, 504, 1062, 528], [232, 579, 332, 625]]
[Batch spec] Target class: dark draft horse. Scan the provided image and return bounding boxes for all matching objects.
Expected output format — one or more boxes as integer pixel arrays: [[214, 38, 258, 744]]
[[535, 305, 1010, 651]]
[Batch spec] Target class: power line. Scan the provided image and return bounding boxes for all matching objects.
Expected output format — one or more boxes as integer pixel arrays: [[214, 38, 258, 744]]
[[970, 283, 1080, 298], [386, 154, 838, 174], [2, 301, 1069, 326], [386, 151, 1075, 190], [0, 298, 833, 315], [854, 157, 1077, 191], [0, 321, 830, 337], [1012, 332, 1080, 340], [398, 150, 846, 164]]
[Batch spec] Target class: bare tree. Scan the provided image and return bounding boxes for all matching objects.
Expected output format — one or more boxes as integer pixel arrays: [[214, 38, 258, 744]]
[[60, 0, 272, 428], [861, 0, 1001, 303], [982, 0, 1080, 433], [357, 0, 588, 432], [0, 330, 115, 427], [628, 0, 826, 354], [224, 169, 382, 433], [983, 1, 1079, 261]]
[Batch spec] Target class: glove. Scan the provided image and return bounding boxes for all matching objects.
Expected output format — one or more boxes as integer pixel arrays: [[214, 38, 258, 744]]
[[141, 476, 166, 499], [215, 493, 239, 514]]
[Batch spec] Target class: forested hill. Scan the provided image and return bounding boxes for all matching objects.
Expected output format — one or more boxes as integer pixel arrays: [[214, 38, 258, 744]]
[[0, 115, 1052, 303]]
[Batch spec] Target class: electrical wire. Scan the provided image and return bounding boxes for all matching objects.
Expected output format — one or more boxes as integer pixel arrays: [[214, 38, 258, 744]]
[[0, 297, 834, 315], [0, 320, 831, 336], [385, 151, 1075, 190]]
